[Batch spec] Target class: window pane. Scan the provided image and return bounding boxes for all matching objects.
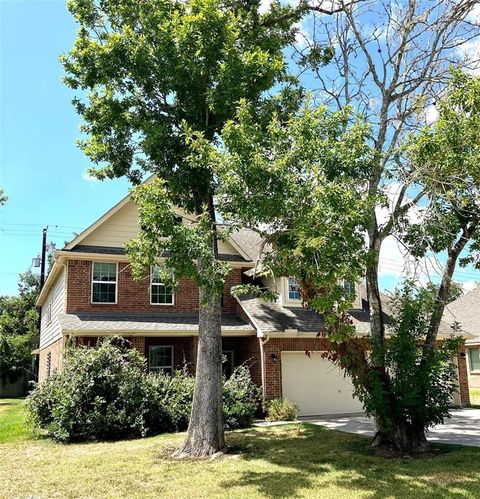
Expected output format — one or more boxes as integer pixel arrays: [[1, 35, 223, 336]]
[[93, 262, 116, 282], [149, 346, 173, 374], [151, 265, 162, 284], [288, 278, 301, 300], [470, 348, 480, 371], [92, 283, 116, 303], [343, 280, 355, 295], [151, 284, 174, 304]]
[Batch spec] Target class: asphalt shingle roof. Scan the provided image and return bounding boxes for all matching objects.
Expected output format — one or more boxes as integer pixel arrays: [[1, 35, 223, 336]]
[[237, 285, 467, 337], [442, 288, 480, 342], [68, 245, 250, 262], [59, 312, 254, 333]]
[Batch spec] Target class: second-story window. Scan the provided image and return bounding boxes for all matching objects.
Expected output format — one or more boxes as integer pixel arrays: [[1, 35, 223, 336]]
[[46, 301, 52, 325], [343, 279, 355, 296], [288, 277, 301, 301], [92, 262, 117, 303], [151, 266, 174, 305]]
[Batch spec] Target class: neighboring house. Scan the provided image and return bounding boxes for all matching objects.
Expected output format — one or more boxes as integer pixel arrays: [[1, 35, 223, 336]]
[[443, 288, 480, 390], [36, 194, 472, 416]]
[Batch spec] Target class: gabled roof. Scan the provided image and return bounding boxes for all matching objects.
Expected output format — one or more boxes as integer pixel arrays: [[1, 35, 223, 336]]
[[230, 228, 266, 262], [236, 284, 468, 338], [442, 288, 480, 343], [63, 180, 147, 250]]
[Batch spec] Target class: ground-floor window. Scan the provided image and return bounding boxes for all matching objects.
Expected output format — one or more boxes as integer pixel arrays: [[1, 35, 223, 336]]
[[470, 347, 480, 372], [148, 345, 174, 375]]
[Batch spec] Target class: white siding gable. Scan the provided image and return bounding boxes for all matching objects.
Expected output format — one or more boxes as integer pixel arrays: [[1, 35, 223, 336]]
[[78, 200, 241, 256], [39, 268, 66, 349]]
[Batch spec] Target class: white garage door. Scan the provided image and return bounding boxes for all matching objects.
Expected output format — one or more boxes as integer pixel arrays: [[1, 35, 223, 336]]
[[281, 351, 363, 416]]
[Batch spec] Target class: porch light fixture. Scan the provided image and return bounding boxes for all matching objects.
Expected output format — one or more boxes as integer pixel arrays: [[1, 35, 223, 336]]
[[270, 353, 277, 363]]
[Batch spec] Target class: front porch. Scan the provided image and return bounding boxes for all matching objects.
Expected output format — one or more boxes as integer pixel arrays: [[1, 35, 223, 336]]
[[76, 335, 262, 383]]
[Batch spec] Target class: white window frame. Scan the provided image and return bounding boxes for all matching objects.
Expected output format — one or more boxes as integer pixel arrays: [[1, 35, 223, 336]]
[[150, 265, 175, 306], [469, 347, 480, 373], [46, 301, 52, 325], [148, 345, 174, 374], [282, 277, 302, 307], [91, 261, 118, 304]]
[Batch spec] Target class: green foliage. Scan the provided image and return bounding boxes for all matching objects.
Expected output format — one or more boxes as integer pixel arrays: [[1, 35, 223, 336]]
[[145, 368, 196, 432], [0, 334, 33, 382], [63, 0, 296, 197], [26, 339, 259, 442], [406, 70, 480, 264], [0, 271, 39, 338], [62, 0, 298, 307], [223, 365, 260, 429], [0, 271, 40, 382], [26, 338, 160, 442], [125, 178, 230, 297], [215, 98, 375, 335], [230, 284, 279, 303], [265, 398, 299, 421], [334, 281, 462, 437]]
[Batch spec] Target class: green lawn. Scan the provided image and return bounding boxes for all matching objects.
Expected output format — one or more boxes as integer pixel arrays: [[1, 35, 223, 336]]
[[470, 389, 480, 406], [0, 398, 32, 443], [2, 409, 480, 499]]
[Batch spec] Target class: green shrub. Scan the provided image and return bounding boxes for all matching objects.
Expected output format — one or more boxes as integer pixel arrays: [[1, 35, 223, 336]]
[[223, 365, 260, 429], [145, 368, 195, 432], [26, 339, 259, 442], [26, 338, 170, 442], [265, 398, 299, 421]]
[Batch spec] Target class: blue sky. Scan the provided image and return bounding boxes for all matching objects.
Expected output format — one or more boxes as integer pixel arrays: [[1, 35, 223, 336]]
[[0, 0, 130, 295], [1, 1, 480, 297]]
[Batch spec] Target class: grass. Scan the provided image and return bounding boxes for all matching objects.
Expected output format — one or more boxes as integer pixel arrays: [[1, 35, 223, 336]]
[[2, 415, 480, 498], [470, 389, 480, 406], [0, 398, 32, 443]]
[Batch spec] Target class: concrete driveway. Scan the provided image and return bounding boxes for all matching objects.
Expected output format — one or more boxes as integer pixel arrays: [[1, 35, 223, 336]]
[[300, 408, 480, 447]]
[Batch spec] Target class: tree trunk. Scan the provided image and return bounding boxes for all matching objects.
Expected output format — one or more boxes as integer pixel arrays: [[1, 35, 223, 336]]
[[372, 420, 428, 455], [177, 287, 225, 458]]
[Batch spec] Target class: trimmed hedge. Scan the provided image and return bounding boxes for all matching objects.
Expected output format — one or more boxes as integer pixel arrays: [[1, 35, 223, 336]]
[[26, 338, 259, 442]]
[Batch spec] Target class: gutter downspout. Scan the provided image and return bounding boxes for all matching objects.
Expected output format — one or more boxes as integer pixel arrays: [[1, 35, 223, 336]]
[[259, 335, 270, 403]]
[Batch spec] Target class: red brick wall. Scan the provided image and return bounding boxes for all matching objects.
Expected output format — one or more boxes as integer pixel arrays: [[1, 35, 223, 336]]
[[38, 337, 64, 383], [66, 260, 243, 315], [238, 336, 262, 387], [457, 345, 470, 406]]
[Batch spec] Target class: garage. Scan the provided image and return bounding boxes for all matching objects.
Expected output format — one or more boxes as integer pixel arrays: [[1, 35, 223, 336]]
[[281, 351, 364, 416]]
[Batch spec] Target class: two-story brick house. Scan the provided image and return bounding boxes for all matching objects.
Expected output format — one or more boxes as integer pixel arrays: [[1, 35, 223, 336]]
[[36, 192, 472, 415]]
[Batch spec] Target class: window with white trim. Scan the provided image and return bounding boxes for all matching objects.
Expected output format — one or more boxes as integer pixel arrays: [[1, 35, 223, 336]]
[[343, 279, 355, 296], [470, 348, 480, 372], [46, 301, 52, 325], [92, 262, 117, 303], [148, 345, 173, 374], [287, 278, 301, 301], [151, 266, 174, 305]]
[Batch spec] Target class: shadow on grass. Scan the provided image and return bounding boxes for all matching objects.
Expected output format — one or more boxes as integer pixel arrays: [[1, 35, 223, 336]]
[[223, 424, 480, 498]]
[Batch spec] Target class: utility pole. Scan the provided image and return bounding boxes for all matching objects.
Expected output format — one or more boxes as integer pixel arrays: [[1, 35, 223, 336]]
[[40, 226, 47, 291], [34, 226, 48, 382]]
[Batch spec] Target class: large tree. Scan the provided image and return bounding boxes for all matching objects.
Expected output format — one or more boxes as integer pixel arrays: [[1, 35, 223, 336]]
[[212, 0, 480, 453], [62, 0, 301, 457], [0, 271, 40, 382]]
